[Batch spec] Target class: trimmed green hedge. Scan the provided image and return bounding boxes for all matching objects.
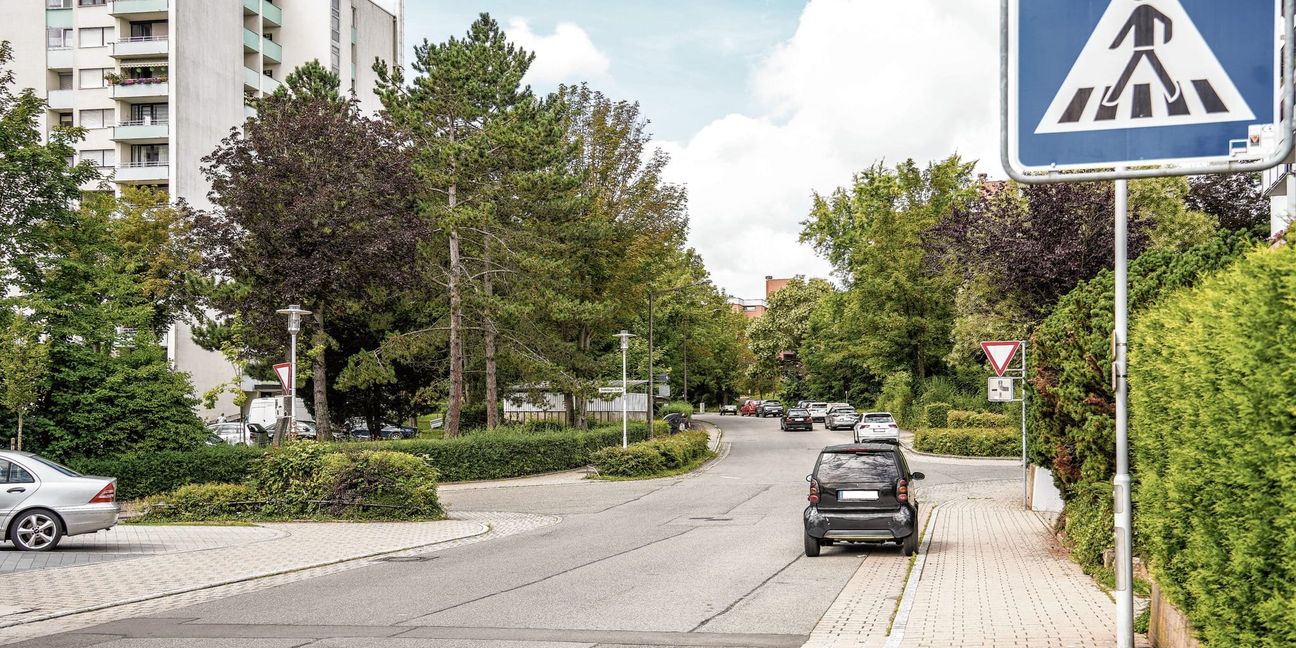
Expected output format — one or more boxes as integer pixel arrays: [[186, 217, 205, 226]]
[[923, 402, 951, 429], [79, 422, 664, 500], [660, 401, 695, 417], [137, 482, 256, 522], [592, 431, 711, 477], [913, 427, 1018, 457], [1130, 246, 1296, 646], [945, 409, 1008, 428]]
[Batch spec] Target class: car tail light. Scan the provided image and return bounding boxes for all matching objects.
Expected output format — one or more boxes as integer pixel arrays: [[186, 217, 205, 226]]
[[90, 483, 116, 503], [889, 423, 898, 429], [897, 479, 909, 504], [808, 480, 819, 505]]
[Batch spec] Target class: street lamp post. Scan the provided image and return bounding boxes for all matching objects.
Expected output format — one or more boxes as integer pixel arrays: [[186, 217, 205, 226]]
[[647, 281, 705, 425], [613, 330, 635, 448], [275, 304, 311, 445]]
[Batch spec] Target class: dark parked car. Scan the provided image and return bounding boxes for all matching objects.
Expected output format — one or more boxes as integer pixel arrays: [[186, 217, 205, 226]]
[[781, 408, 813, 431], [758, 400, 784, 418], [803, 443, 925, 557], [341, 418, 417, 441]]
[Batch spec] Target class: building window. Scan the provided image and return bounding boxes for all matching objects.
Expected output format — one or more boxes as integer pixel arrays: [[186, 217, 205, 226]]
[[47, 28, 73, 49], [130, 144, 167, 166], [57, 112, 73, 127], [47, 0, 72, 8], [130, 21, 168, 39], [130, 103, 167, 124], [331, 45, 341, 73], [80, 27, 108, 48], [330, 0, 342, 73], [57, 72, 74, 90], [78, 0, 107, 6], [80, 149, 115, 168], [78, 108, 112, 129], [78, 68, 106, 89]]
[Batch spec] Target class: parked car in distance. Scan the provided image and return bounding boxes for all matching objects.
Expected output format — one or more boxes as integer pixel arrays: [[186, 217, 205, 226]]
[[341, 418, 417, 441], [1, 451, 118, 552], [740, 400, 761, 416], [807, 402, 830, 422], [825, 406, 860, 431], [719, 404, 738, 415], [206, 421, 268, 446], [781, 408, 814, 431], [803, 443, 924, 557], [854, 412, 900, 442], [758, 400, 785, 418]]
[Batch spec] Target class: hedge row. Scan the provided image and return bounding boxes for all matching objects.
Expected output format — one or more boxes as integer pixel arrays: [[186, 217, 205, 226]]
[[946, 409, 1009, 429], [591, 431, 711, 477], [1129, 246, 1296, 646], [76, 422, 664, 500], [912, 427, 1019, 457], [923, 402, 951, 428]]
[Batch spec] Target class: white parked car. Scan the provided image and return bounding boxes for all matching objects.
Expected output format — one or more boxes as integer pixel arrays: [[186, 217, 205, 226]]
[[1, 451, 118, 551], [854, 412, 900, 442], [806, 402, 830, 422], [824, 406, 860, 430]]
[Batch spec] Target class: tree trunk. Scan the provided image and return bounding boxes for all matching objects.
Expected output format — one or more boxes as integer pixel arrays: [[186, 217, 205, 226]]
[[16, 411, 22, 451], [446, 225, 464, 438], [312, 311, 331, 441], [483, 237, 498, 429]]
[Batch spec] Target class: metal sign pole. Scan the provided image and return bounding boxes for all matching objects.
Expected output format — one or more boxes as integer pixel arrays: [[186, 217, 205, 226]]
[[1020, 339, 1028, 509], [1113, 176, 1133, 648]]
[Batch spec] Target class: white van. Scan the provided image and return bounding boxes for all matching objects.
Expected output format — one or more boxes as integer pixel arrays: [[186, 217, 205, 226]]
[[246, 397, 316, 437]]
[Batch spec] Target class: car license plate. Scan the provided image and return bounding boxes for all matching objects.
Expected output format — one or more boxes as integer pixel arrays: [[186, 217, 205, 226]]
[[839, 490, 879, 501]]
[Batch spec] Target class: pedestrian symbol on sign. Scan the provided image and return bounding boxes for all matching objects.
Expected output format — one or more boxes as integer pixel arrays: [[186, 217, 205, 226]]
[[1035, 0, 1254, 134]]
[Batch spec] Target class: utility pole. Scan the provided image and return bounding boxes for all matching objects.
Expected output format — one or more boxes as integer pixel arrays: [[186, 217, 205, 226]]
[[275, 304, 311, 446], [613, 330, 634, 448]]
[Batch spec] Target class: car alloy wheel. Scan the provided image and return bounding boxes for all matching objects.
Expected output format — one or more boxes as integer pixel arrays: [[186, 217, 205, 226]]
[[12, 510, 62, 552]]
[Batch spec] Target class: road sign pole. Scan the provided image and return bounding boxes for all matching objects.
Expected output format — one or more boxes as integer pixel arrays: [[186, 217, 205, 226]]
[[1113, 177, 1134, 648], [1020, 339, 1028, 509]]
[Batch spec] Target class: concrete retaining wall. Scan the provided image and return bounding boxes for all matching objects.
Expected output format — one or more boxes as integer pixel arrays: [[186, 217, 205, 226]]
[[1149, 583, 1201, 648]]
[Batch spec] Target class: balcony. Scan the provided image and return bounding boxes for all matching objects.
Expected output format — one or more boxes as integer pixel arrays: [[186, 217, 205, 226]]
[[262, 1, 281, 27], [243, 28, 259, 54], [112, 36, 167, 58], [261, 74, 280, 94], [262, 37, 281, 63], [115, 161, 168, 184], [243, 66, 259, 92], [110, 0, 167, 19], [47, 89, 74, 110], [47, 47, 74, 70], [111, 79, 168, 101], [112, 119, 168, 143]]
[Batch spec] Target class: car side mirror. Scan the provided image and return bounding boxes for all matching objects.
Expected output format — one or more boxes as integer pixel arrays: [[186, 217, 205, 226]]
[[806, 474, 813, 482], [911, 471, 925, 480]]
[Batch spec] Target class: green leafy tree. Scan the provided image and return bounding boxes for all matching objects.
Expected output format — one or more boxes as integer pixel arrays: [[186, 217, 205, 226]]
[[746, 277, 836, 401], [0, 315, 49, 451], [196, 60, 421, 441]]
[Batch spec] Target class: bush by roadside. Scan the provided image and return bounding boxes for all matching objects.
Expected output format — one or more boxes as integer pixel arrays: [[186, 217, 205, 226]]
[[69, 445, 265, 501], [946, 410, 1010, 429], [591, 431, 712, 478], [659, 401, 694, 417], [923, 402, 951, 428], [913, 427, 1018, 457]]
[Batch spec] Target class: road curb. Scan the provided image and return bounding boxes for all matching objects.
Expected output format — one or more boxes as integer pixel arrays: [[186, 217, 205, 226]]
[[899, 437, 1020, 463], [884, 505, 940, 648]]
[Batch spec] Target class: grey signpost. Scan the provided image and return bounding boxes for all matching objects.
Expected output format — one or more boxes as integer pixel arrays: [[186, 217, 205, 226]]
[[1002, 1, 1293, 644], [612, 330, 634, 448]]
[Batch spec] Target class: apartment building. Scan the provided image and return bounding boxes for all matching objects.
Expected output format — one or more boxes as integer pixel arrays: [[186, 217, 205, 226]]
[[1, 0, 403, 419]]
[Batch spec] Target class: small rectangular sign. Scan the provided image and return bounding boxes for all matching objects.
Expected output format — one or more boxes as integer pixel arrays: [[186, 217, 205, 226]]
[[598, 387, 625, 394], [988, 377, 1016, 402]]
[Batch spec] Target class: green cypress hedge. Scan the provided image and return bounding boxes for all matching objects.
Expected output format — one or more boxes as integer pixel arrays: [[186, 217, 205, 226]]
[[913, 427, 1018, 457], [1130, 245, 1296, 646]]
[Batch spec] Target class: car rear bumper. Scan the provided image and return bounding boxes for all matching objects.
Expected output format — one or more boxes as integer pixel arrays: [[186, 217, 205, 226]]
[[60, 503, 120, 536], [804, 505, 916, 540], [783, 423, 812, 430]]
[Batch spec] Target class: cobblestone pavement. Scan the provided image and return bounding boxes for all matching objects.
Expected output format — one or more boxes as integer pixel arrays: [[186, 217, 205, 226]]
[[0, 512, 557, 646], [0, 525, 284, 574], [804, 479, 1118, 648]]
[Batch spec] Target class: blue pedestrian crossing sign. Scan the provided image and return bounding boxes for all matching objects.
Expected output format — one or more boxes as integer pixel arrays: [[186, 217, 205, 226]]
[[1007, 0, 1286, 173]]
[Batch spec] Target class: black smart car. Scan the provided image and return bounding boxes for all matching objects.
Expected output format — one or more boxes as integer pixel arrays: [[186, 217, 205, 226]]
[[781, 408, 814, 431], [803, 443, 924, 557]]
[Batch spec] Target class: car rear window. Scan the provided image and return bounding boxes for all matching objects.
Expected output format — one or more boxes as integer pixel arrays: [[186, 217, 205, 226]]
[[26, 454, 82, 477], [815, 452, 900, 482], [863, 414, 895, 423], [831, 408, 857, 414], [810, 402, 828, 408], [787, 409, 810, 416]]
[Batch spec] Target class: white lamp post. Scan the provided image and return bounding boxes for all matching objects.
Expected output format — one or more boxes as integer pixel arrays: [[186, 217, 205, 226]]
[[613, 330, 635, 448], [276, 304, 311, 443]]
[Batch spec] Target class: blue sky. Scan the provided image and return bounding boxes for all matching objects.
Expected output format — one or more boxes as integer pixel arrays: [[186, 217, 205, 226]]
[[406, 1, 805, 143], [399, 1, 1000, 299]]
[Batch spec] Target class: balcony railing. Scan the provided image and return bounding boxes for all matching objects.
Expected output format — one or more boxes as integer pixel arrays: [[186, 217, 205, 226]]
[[115, 160, 169, 183], [243, 28, 260, 53], [262, 37, 281, 63], [111, 79, 168, 100], [112, 119, 169, 141], [109, 0, 168, 17], [112, 36, 168, 58]]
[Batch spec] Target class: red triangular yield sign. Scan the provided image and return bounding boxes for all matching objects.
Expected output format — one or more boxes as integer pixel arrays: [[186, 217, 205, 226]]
[[272, 362, 292, 392], [981, 341, 1021, 377]]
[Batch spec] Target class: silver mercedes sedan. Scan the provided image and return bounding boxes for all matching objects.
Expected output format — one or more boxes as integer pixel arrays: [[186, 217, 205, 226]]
[[1, 451, 118, 551]]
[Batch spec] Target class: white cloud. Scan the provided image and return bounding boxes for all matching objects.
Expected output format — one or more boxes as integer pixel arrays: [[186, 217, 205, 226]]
[[662, 0, 999, 299], [505, 18, 612, 88]]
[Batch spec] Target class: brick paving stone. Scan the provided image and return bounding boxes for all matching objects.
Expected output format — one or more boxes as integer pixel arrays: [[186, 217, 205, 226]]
[[0, 512, 557, 646], [0, 526, 284, 574]]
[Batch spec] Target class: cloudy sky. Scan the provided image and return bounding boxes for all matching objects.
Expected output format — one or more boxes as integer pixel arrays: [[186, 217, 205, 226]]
[[409, 0, 1000, 299]]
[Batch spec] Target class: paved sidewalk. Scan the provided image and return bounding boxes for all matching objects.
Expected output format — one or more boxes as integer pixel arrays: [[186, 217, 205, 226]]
[[0, 512, 558, 645], [0, 525, 283, 574], [804, 480, 1116, 647]]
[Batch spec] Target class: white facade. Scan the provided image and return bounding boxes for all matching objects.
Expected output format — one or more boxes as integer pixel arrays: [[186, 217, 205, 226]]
[[2, 0, 402, 420]]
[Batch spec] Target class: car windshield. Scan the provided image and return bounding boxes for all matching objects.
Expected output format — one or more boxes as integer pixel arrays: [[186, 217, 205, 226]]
[[25, 454, 83, 477], [864, 414, 895, 423], [815, 451, 900, 483], [787, 409, 810, 416], [810, 403, 827, 408]]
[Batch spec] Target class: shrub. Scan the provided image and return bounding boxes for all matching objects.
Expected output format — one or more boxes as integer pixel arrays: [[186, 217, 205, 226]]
[[136, 482, 255, 522], [875, 371, 915, 427], [913, 427, 1018, 457], [946, 410, 1010, 428], [253, 442, 331, 512], [69, 445, 266, 500], [592, 431, 711, 477], [314, 450, 441, 519], [519, 419, 567, 433], [923, 402, 951, 428], [1129, 246, 1296, 646], [659, 401, 695, 417], [643, 431, 710, 469]]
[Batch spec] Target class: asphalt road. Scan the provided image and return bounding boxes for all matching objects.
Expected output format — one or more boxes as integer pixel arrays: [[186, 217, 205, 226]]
[[18, 414, 1017, 648]]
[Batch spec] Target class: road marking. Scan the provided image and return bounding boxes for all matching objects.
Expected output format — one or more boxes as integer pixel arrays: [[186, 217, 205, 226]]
[[882, 505, 939, 648]]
